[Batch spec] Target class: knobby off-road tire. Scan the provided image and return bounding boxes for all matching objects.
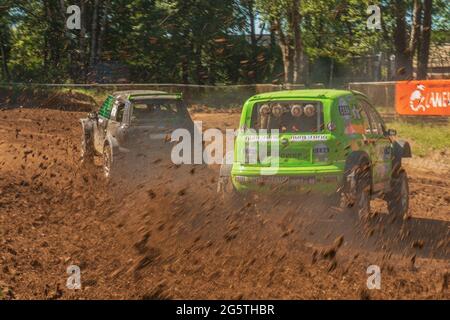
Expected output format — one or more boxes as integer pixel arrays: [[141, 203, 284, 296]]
[[103, 144, 115, 180], [344, 166, 371, 219], [80, 135, 94, 167], [343, 160, 372, 219], [354, 168, 371, 219], [387, 170, 409, 219]]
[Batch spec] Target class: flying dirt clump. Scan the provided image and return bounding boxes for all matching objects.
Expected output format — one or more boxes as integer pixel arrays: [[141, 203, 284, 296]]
[[0, 107, 449, 299]]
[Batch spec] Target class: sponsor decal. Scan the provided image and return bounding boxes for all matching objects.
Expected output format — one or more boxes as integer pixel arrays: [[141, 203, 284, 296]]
[[339, 105, 351, 117], [338, 97, 352, 117], [245, 135, 328, 142], [351, 106, 362, 120], [396, 80, 450, 116], [236, 175, 317, 185], [313, 144, 330, 154], [313, 143, 329, 162], [345, 123, 364, 135], [244, 135, 279, 142], [280, 151, 306, 159], [290, 135, 328, 142]]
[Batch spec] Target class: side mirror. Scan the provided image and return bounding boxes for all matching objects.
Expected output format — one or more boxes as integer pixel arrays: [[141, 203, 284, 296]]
[[387, 129, 397, 137]]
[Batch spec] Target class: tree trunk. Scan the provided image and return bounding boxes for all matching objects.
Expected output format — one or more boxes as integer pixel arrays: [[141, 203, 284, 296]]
[[90, 0, 99, 67], [97, 1, 109, 62], [79, 0, 87, 82], [274, 19, 293, 84], [193, 43, 204, 85], [0, 35, 10, 82], [280, 43, 293, 84], [246, 0, 258, 82], [328, 59, 334, 88], [417, 0, 432, 80], [393, 0, 412, 80], [409, 0, 423, 61], [181, 56, 189, 84], [46, 1, 62, 73], [291, 0, 303, 84], [269, 19, 276, 52]]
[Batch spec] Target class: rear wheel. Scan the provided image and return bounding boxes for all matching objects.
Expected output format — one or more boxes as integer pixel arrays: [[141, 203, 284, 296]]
[[345, 166, 371, 219], [354, 170, 371, 218], [103, 144, 113, 179], [80, 135, 94, 166], [387, 170, 409, 219]]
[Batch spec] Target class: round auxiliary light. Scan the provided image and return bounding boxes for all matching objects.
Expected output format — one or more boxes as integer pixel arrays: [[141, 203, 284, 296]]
[[304, 104, 316, 117], [271, 104, 284, 118], [259, 104, 271, 115], [291, 104, 303, 117]]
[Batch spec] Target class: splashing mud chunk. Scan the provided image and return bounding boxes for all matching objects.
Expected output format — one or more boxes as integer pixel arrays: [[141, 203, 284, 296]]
[[142, 281, 171, 300], [135, 247, 161, 271], [134, 233, 151, 254], [442, 272, 449, 293]]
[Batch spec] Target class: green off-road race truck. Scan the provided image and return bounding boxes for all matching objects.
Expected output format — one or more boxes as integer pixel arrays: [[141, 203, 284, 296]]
[[218, 89, 412, 218]]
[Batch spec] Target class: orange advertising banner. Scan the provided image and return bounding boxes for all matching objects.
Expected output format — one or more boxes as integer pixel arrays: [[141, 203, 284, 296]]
[[395, 80, 450, 116]]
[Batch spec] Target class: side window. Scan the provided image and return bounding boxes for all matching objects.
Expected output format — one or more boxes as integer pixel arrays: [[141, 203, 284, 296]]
[[360, 100, 383, 135], [358, 104, 372, 135], [366, 105, 385, 136], [115, 102, 126, 122], [99, 96, 114, 119]]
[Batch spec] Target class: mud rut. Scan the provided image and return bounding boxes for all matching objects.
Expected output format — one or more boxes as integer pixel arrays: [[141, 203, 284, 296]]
[[0, 108, 448, 299]]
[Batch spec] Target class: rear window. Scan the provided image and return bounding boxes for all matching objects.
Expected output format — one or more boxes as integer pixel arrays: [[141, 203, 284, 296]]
[[250, 101, 324, 133], [130, 99, 185, 124]]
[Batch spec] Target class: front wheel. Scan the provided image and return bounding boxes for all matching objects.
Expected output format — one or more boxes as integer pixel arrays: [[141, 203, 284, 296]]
[[387, 170, 409, 219]]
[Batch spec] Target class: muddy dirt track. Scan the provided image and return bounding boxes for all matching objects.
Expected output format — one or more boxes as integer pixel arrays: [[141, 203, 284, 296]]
[[0, 107, 449, 300]]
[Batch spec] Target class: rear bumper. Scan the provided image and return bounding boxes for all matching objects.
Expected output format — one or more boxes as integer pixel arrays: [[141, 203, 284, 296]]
[[231, 163, 345, 194]]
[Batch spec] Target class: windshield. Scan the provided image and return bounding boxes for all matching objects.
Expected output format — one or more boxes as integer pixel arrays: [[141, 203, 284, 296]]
[[130, 99, 185, 124], [250, 101, 324, 133]]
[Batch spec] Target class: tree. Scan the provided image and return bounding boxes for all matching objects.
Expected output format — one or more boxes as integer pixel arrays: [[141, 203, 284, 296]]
[[240, 0, 269, 82], [0, 3, 12, 81], [393, 0, 419, 80], [417, 0, 433, 79], [392, 0, 437, 80], [1, 0, 444, 84], [257, 0, 305, 84]]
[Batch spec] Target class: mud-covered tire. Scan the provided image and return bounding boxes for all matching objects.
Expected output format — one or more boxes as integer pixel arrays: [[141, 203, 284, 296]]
[[103, 144, 114, 180], [344, 166, 371, 219], [387, 170, 409, 219], [354, 169, 371, 218], [343, 159, 372, 218], [80, 135, 94, 166]]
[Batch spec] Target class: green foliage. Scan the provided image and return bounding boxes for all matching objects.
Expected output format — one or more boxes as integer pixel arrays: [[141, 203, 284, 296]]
[[0, 0, 447, 84]]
